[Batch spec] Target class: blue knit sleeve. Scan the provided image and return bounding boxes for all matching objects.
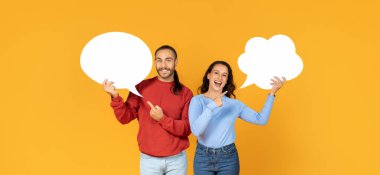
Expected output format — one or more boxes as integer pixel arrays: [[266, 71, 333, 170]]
[[189, 96, 218, 137], [238, 95, 275, 125]]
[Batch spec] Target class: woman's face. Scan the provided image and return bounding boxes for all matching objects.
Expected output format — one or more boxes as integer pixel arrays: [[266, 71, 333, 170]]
[[207, 64, 229, 92]]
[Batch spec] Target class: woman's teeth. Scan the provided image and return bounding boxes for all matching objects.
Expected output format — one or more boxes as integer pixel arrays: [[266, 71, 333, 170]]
[[214, 81, 222, 87]]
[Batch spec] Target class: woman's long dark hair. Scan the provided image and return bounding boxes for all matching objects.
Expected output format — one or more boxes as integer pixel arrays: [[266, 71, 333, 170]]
[[198, 61, 236, 98], [155, 45, 182, 95]]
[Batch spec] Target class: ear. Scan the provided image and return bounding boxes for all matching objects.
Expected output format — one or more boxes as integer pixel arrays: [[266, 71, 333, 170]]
[[175, 58, 178, 67], [207, 73, 210, 80]]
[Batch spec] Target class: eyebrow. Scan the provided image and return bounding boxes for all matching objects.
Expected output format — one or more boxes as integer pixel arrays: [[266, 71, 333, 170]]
[[156, 57, 174, 60], [213, 69, 227, 73], [213, 70, 228, 75]]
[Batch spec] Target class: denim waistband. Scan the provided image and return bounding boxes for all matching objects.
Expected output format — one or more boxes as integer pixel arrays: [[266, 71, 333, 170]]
[[196, 142, 236, 152]]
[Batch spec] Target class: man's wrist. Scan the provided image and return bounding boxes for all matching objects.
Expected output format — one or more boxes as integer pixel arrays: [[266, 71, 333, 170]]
[[111, 93, 119, 98]]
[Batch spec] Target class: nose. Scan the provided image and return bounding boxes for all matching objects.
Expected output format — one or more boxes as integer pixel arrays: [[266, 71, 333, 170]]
[[217, 74, 222, 80], [161, 61, 167, 68]]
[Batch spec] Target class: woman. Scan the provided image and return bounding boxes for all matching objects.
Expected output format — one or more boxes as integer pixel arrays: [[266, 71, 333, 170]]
[[189, 61, 286, 175]]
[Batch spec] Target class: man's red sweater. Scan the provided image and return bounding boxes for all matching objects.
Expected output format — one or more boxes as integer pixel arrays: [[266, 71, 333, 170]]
[[110, 77, 193, 157]]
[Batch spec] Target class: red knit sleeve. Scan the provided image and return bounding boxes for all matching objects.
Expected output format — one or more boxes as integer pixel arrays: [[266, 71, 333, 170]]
[[110, 92, 140, 124], [158, 89, 193, 137]]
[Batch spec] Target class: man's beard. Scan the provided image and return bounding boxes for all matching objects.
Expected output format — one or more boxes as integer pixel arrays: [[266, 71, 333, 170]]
[[157, 67, 175, 79]]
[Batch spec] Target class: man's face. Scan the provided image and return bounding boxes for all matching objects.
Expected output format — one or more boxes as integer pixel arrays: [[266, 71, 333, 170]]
[[155, 49, 177, 80]]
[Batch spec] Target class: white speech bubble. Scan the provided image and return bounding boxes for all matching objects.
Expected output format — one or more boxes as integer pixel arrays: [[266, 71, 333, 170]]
[[80, 32, 152, 96], [238, 34, 303, 89]]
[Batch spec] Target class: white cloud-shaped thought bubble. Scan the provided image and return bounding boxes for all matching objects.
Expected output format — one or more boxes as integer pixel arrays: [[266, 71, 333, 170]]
[[238, 34, 303, 89], [80, 32, 152, 97]]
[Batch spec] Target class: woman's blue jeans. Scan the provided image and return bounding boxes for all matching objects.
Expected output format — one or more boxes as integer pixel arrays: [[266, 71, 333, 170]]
[[194, 142, 240, 175]]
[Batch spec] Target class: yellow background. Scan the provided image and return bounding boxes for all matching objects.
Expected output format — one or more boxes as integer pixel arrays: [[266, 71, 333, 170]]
[[2, 0, 379, 174]]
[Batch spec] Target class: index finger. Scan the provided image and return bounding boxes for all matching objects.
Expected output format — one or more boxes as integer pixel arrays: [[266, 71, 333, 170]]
[[282, 76, 286, 83], [147, 101, 155, 109], [274, 76, 282, 82]]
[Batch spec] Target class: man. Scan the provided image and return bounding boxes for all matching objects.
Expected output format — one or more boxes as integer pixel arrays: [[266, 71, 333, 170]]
[[103, 45, 192, 175]]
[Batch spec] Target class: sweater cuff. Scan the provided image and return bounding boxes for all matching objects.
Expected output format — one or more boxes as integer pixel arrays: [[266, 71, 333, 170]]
[[267, 94, 275, 103], [110, 96, 124, 107], [158, 114, 171, 125], [111, 96, 123, 102]]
